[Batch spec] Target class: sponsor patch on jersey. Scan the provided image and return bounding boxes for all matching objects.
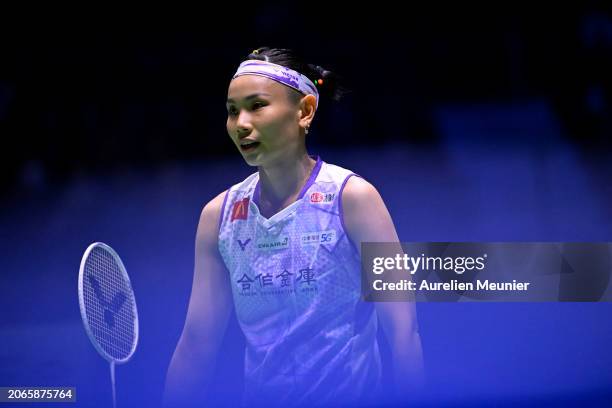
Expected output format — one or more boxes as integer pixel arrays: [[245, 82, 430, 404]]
[[309, 192, 335, 204], [301, 230, 337, 246], [231, 197, 249, 221], [256, 235, 289, 251]]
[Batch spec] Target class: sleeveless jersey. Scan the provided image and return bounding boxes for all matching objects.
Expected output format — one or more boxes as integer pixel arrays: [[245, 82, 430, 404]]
[[217, 156, 382, 407]]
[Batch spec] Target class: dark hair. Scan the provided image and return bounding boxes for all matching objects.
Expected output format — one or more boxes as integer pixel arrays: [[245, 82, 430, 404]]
[[243, 47, 351, 104]]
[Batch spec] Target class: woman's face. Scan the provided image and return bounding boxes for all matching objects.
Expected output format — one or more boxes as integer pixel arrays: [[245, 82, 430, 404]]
[[226, 75, 303, 167]]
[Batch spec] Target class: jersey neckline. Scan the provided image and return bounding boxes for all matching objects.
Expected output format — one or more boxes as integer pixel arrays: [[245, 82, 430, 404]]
[[251, 155, 322, 224]]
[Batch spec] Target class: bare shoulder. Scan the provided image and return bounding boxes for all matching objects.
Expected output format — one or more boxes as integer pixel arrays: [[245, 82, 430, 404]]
[[341, 175, 386, 218], [196, 190, 228, 246], [200, 190, 228, 221], [342, 175, 381, 202], [341, 175, 398, 244]]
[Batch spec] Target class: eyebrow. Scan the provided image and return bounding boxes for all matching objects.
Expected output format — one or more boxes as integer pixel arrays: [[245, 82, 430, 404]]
[[226, 93, 271, 104]]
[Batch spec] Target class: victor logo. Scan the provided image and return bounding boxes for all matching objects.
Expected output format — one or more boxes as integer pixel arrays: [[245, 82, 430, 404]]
[[88, 275, 126, 328], [237, 238, 251, 251]]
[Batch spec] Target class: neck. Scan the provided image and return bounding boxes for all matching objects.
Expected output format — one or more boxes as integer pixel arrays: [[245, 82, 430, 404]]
[[258, 152, 316, 207]]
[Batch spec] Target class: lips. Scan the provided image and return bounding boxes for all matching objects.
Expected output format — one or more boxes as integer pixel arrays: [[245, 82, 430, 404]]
[[240, 140, 260, 152]]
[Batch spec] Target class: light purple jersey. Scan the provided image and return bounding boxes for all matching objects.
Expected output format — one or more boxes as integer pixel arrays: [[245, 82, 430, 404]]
[[218, 156, 382, 407]]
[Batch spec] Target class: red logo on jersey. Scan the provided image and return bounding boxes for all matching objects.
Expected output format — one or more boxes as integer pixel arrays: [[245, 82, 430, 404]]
[[310, 192, 324, 203], [231, 198, 250, 221], [310, 192, 335, 203]]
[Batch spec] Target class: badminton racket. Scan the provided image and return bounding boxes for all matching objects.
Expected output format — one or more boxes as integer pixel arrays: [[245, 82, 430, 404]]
[[78, 242, 139, 408]]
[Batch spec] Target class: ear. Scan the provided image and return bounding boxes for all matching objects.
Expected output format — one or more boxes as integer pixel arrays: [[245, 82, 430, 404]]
[[297, 94, 317, 128]]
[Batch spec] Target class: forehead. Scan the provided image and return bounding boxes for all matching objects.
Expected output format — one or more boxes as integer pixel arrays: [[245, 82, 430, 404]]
[[226, 75, 289, 103]]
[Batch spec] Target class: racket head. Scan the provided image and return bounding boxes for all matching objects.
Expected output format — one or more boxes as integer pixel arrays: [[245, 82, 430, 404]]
[[78, 242, 139, 364]]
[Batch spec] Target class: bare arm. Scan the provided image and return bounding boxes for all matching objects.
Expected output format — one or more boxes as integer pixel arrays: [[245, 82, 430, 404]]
[[342, 176, 425, 399], [162, 190, 234, 407]]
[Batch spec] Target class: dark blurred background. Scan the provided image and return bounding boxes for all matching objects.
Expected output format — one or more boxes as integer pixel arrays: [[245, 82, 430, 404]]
[[2, 5, 611, 194], [1, 5, 612, 408]]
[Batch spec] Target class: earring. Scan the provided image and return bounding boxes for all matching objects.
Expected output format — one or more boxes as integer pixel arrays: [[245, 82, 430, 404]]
[[305, 125, 310, 135]]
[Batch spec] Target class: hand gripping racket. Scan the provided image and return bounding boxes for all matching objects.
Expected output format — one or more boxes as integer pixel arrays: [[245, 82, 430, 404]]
[[78, 242, 139, 408]]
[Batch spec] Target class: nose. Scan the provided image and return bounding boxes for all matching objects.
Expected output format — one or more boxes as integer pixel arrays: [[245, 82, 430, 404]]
[[235, 111, 252, 138], [236, 126, 250, 139]]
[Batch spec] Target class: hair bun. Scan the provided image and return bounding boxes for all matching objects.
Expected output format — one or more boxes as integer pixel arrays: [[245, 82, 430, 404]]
[[308, 64, 327, 77], [245, 48, 350, 103]]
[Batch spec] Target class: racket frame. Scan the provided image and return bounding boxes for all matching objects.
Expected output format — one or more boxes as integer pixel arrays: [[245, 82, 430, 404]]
[[78, 241, 139, 364]]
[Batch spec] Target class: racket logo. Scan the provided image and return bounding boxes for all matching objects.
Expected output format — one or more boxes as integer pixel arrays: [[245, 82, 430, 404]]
[[89, 274, 127, 328]]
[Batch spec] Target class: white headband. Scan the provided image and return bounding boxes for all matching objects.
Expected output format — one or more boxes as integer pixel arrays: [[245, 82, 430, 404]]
[[232, 59, 319, 109]]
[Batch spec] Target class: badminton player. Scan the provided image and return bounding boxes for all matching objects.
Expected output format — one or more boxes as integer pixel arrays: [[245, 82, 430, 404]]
[[163, 47, 424, 407]]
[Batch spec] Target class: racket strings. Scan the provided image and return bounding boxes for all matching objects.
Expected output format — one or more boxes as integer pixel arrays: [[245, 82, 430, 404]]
[[83, 246, 137, 361]]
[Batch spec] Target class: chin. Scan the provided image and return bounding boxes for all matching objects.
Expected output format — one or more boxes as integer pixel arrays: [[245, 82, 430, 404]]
[[241, 154, 262, 167], [243, 159, 259, 167], [239, 148, 274, 168]]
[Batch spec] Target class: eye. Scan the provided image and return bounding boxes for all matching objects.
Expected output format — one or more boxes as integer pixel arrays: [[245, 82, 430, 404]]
[[252, 102, 265, 109], [227, 106, 237, 116]]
